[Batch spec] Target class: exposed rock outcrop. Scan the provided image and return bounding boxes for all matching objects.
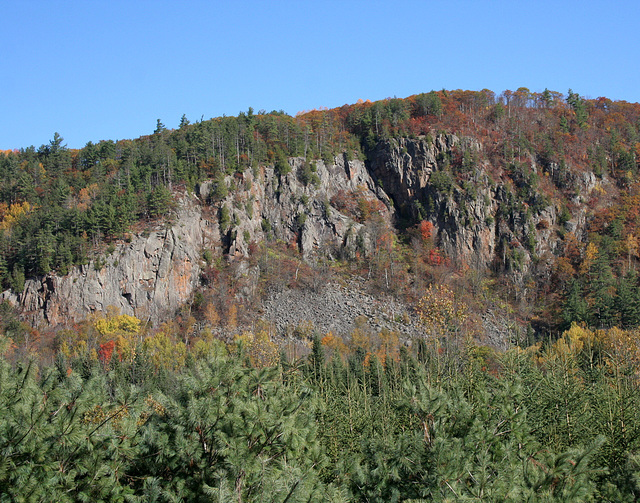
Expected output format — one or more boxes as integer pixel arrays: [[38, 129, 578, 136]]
[[3, 134, 587, 328], [211, 154, 393, 261], [3, 197, 215, 326], [368, 135, 565, 280]]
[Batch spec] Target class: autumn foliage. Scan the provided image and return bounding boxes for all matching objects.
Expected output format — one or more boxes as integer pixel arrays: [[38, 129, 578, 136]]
[[98, 340, 115, 366]]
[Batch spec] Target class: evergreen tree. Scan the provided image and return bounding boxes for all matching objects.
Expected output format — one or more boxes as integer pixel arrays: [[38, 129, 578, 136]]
[[308, 333, 325, 384], [567, 89, 588, 129], [589, 248, 616, 328], [128, 355, 341, 501], [147, 185, 173, 218], [562, 279, 589, 328], [616, 270, 640, 328], [154, 119, 166, 134]]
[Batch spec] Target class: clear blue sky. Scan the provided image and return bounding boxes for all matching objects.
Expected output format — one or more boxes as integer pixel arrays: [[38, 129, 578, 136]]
[[2, 0, 639, 150]]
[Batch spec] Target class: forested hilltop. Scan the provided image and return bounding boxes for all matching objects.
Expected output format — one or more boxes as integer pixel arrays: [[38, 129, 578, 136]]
[[2, 89, 640, 500], [2, 88, 640, 337]]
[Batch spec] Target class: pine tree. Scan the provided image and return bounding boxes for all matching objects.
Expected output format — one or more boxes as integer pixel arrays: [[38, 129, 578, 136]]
[[616, 270, 640, 328], [589, 247, 616, 327], [562, 279, 588, 328], [128, 355, 340, 501], [308, 333, 325, 385]]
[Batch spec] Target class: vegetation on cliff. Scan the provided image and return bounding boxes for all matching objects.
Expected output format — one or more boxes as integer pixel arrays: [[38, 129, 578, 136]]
[[2, 88, 640, 336]]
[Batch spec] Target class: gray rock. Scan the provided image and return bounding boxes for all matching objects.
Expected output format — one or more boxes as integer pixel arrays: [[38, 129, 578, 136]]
[[13, 196, 213, 327], [7, 134, 593, 331]]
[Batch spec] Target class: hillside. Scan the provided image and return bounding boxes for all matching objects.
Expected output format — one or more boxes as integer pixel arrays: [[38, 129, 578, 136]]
[[2, 89, 640, 347], [2, 89, 640, 500]]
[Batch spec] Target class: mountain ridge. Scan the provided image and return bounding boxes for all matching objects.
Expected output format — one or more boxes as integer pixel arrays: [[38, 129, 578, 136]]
[[1, 89, 639, 348]]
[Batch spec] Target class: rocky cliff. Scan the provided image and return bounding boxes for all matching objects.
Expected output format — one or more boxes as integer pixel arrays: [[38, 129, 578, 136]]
[[2, 196, 214, 326], [3, 149, 392, 327], [3, 134, 596, 329], [199, 152, 394, 261], [368, 135, 552, 276]]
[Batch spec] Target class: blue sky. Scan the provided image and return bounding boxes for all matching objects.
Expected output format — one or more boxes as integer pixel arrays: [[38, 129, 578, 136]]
[[2, 0, 639, 150]]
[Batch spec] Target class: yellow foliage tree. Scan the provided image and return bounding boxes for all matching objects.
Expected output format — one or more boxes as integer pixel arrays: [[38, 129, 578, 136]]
[[93, 308, 142, 362], [191, 333, 227, 361], [600, 326, 640, 376], [235, 329, 279, 368], [0, 201, 33, 232], [321, 332, 348, 360], [534, 323, 640, 381], [203, 302, 220, 327], [143, 331, 186, 372], [226, 303, 238, 331], [350, 315, 378, 353], [579, 242, 599, 279], [546, 323, 597, 367], [542, 323, 640, 376], [417, 284, 468, 338], [378, 328, 400, 364], [94, 313, 141, 336]]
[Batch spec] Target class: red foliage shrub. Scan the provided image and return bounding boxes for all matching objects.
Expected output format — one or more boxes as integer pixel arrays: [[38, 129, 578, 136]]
[[419, 220, 434, 241], [98, 340, 116, 366]]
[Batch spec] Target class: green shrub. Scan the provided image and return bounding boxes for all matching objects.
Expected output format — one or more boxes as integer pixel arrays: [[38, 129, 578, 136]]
[[430, 170, 453, 193]]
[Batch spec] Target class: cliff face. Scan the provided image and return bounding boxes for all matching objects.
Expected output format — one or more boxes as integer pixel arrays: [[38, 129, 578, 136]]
[[202, 154, 389, 261], [369, 136, 524, 272], [3, 197, 214, 326], [5, 151, 392, 326], [3, 134, 594, 327], [367, 135, 598, 284]]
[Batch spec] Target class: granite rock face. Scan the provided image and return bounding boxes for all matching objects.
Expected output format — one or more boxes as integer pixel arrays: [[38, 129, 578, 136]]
[[4, 197, 215, 326], [3, 134, 592, 327], [214, 154, 392, 262], [367, 135, 570, 280]]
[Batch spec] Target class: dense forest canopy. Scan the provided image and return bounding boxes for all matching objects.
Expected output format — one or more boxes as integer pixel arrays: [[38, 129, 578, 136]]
[[1, 318, 640, 500]]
